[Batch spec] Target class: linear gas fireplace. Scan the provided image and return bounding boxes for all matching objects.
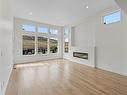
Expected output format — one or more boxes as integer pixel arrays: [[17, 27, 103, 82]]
[[73, 52, 88, 60]]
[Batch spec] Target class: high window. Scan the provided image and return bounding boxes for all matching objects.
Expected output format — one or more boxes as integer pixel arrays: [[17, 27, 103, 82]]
[[38, 27, 48, 34], [103, 11, 121, 25], [22, 25, 36, 32]]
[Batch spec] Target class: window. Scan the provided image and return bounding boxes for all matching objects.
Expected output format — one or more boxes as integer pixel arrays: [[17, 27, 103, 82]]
[[50, 29, 58, 35], [103, 11, 121, 25], [21, 24, 59, 55], [49, 29, 58, 54], [23, 36, 35, 55], [38, 36, 48, 54], [50, 38, 58, 53], [38, 27, 48, 34], [64, 28, 69, 53], [22, 25, 36, 32]]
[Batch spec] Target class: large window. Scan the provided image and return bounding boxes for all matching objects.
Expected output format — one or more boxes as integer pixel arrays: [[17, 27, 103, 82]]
[[64, 28, 69, 53], [22, 25, 36, 32], [22, 24, 59, 55], [38, 36, 48, 54], [23, 36, 35, 55], [103, 11, 121, 25]]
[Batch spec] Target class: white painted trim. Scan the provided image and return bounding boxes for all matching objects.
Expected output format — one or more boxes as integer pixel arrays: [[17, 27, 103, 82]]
[[102, 9, 122, 25], [14, 18, 63, 63]]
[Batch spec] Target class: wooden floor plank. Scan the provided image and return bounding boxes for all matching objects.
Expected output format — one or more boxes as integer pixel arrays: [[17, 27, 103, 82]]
[[6, 59, 127, 95]]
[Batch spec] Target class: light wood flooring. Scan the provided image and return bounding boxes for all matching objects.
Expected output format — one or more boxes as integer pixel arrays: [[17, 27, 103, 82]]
[[6, 59, 127, 95]]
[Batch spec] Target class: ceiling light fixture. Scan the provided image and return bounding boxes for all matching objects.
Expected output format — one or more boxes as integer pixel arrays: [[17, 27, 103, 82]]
[[86, 6, 89, 9]]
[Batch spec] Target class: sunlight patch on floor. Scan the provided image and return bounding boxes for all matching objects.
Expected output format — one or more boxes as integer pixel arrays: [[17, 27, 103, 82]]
[[15, 62, 50, 68]]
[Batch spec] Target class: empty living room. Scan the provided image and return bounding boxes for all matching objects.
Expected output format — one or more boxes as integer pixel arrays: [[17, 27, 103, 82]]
[[0, 0, 127, 95]]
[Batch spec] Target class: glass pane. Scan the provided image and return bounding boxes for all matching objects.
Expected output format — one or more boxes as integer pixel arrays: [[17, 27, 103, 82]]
[[64, 38, 69, 53], [64, 28, 69, 37], [104, 11, 121, 24], [50, 38, 58, 53], [38, 27, 48, 33], [23, 36, 35, 55], [64, 28, 69, 53], [50, 29, 58, 35], [38, 37, 48, 54], [22, 25, 36, 32]]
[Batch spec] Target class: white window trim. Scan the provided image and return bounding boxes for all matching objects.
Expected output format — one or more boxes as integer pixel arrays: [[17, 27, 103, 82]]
[[102, 9, 122, 25], [63, 28, 70, 54], [21, 25, 60, 56], [22, 35, 36, 56]]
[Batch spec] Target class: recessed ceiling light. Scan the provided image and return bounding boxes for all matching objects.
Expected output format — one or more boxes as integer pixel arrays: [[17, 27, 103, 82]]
[[86, 6, 89, 9], [29, 12, 33, 15]]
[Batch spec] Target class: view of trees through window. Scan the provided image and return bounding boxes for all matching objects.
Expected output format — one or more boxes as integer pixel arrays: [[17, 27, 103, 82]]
[[64, 40, 69, 53], [23, 36, 35, 55], [50, 29, 58, 53], [50, 38, 58, 53], [38, 37, 48, 54], [22, 25, 59, 55]]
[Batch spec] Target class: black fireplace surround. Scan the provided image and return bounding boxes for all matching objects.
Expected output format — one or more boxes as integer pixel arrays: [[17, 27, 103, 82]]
[[73, 52, 88, 60]]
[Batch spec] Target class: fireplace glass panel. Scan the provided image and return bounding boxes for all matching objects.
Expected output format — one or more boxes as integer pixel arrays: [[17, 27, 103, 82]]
[[73, 52, 88, 59]]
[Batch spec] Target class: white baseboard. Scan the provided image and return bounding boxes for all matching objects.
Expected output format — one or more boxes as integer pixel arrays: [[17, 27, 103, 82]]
[[97, 66, 127, 77]]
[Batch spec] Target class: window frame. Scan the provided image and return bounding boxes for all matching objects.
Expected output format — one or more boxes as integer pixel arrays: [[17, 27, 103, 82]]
[[38, 26, 49, 34], [21, 24, 36, 33], [37, 36, 48, 55], [49, 28, 59, 54], [64, 28, 70, 53], [21, 24, 59, 56], [102, 9, 121, 25], [22, 35, 36, 56]]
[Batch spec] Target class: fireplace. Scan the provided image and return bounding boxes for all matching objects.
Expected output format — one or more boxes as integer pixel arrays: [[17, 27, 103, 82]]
[[73, 52, 88, 59]]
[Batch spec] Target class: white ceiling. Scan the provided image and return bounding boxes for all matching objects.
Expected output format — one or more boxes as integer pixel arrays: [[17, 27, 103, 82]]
[[10, 0, 116, 26]]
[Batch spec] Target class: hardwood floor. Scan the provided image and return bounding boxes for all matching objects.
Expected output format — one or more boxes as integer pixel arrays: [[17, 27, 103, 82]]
[[6, 59, 127, 95]]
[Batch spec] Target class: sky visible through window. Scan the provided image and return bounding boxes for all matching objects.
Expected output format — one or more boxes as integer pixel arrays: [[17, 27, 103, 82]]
[[38, 27, 48, 33], [104, 11, 121, 24], [50, 29, 58, 35], [22, 25, 36, 32], [64, 28, 69, 42]]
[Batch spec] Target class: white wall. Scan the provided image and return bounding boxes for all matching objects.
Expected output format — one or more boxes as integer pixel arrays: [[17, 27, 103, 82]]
[[0, 0, 13, 95], [73, 5, 127, 76], [74, 19, 95, 47], [14, 18, 63, 64]]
